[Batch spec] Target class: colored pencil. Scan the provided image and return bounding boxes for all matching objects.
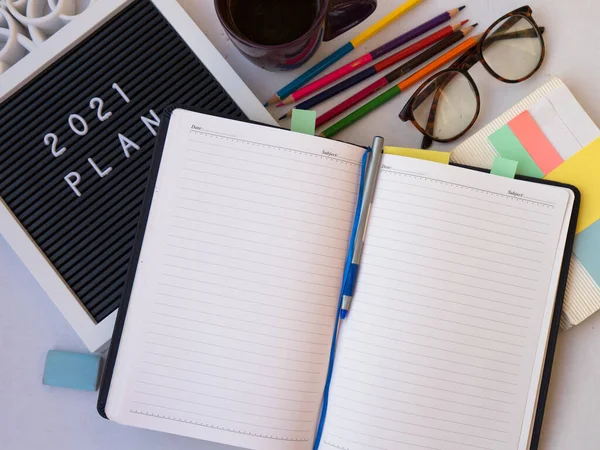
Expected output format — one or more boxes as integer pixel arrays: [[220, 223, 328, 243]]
[[278, 21, 467, 120], [320, 31, 483, 138], [264, 0, 424, 106], [278, 7, 465, 107], [314, 24, 475, 128]]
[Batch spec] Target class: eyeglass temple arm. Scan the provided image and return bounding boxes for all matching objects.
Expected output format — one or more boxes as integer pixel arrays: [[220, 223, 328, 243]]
[[411, 25, 545, 148], [411, 23, 545, 113]]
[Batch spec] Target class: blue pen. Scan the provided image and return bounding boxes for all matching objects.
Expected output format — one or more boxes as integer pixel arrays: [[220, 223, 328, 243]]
[[340, 136, 384, 319]]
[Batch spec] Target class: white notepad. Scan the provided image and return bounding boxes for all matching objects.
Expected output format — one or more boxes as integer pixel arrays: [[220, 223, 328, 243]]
[[99, 109, 578, 450]]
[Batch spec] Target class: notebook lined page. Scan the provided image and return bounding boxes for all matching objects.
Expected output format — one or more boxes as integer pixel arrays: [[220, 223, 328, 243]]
[[320, 156, 573, 450], [105, 110, 365, 450]]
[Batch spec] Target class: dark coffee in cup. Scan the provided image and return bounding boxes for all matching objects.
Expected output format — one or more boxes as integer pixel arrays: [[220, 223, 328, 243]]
[[229, 0, 320, 46], [215, 0, 377, 71]]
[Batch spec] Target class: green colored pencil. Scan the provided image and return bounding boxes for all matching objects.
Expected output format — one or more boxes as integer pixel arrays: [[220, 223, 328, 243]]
[[320, 32, 482, 139]]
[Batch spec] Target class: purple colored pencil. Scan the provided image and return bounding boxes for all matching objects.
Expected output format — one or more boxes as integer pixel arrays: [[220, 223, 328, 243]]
[[279, 6, 466, 106]]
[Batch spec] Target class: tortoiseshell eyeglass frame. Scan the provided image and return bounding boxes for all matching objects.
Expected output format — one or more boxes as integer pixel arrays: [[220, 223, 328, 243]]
[[399, 6, 546, 149]]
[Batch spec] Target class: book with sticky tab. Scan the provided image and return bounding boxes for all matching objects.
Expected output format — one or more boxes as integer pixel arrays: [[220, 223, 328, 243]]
[[98, 107, 579, 450]]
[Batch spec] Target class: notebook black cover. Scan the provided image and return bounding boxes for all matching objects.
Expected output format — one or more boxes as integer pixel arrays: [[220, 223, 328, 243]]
[[0, 0, 246, 324], [98, 108, 580, 450]]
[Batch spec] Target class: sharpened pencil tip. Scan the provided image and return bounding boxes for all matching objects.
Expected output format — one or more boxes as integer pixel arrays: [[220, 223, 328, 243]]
[[278, 113, 289, 121], [263, 101, 269, 107], [276, 102, 285, 108], [265, 95, 281, 106], [458, 5, 466, 11], [472, 23, 478, 28], [340, 309, 347, 320], [460, 19, 469, 26]]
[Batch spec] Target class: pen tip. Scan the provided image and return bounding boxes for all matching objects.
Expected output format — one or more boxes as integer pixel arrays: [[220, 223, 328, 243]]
[[458, 5, 466, 11], [340, 309, 347, 320]]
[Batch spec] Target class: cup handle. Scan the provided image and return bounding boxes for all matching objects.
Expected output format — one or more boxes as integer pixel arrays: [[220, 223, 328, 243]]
[[324, 0, 377, 42]]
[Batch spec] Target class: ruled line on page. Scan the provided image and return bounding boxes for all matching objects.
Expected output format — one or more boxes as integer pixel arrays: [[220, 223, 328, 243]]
[[347, 317, 524, 357], [369, 216, 546, 250], [174, 210, 348, 242], [146, 340, 325, 374], [139, 371, 317, 404], [148, 330, 327, 356], [132, 401, 313, 433], [168, 233, 345, 269], [149, 321, 328, 347], [131, 410, 311, 442], [179, 176, 355, 213], [375, 183, 553, 215], [158, 280, 337, 310], [337, 377, 512, 414], [135, 385, 316, 413], [189, 132, 361, 165], [362, 226, 543, 262], [145, 351, 323, 382], [338, 367, 515, 404], [177, 195, 352, 232], [183, 166, 358, 194], [162, 271, 337, 300], [186, 139, 360, 170], [165, 247, 342, 281], [135, 391, 316, 423], [180, 174, 357, 204], [354, 284, 531, 321], [380, 170, 555, 208], [156, 291, 335, 319], [185, 151, 359, 183], [373, 204, 548, 236], [363, 246, 539, 282], [358, 280, 532, 311], [373, 189, 552, 225]]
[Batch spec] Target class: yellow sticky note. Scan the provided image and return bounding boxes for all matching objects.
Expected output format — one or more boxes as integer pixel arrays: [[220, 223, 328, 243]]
[[384, 146, 450, 164], [545, 137, 600, 233]]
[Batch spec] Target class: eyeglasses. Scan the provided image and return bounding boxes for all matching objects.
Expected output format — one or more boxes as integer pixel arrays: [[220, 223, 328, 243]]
[[399, 6, 545, 149]]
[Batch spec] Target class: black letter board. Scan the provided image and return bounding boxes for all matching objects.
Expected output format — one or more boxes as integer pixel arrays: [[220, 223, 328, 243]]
[[0, 0, 248, 326]]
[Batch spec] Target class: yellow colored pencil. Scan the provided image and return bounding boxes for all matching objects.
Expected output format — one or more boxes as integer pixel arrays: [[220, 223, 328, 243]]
[[265, 0, 425, 106]]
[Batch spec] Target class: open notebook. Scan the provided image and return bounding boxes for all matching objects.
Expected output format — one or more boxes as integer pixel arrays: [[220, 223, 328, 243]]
[[98, 108, 579, 450]]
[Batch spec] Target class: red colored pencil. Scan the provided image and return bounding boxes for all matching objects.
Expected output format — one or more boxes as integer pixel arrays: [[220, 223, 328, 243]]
[[278, 21, 466, 120], [315, 24, 474, 128], [279, 7, 466, 106]]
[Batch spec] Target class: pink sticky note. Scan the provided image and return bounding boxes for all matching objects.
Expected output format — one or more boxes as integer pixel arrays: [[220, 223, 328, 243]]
[[508, 111, 563, 174]]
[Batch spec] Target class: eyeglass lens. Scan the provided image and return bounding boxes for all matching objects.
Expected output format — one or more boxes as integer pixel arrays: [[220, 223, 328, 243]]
[[482, 15, 543, 82], [412, 70, 478, 141]]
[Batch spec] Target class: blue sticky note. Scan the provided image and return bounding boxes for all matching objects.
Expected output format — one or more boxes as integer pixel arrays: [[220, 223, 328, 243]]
[[574, 220, 600, 286], [43, 350, 102, 391]]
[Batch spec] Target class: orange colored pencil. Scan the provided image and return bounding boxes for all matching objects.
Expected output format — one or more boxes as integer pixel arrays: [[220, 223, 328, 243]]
[[320, 32, 483, 138]]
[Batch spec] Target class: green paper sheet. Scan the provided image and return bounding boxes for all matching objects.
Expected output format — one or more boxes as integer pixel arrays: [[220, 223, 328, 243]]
[[490, 156, 518, 178], [488, 125, 544, 178], [291, 109, 317, 136]]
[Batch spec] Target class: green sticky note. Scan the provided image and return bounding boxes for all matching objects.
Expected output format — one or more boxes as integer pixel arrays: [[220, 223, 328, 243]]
[[291, 109, 317, 136], [488, 125, 543, 178], [491, 156, 518, 178]]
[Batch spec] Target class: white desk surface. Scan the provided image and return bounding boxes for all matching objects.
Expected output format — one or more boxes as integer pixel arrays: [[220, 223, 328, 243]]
[[2, 0, 600, 449]]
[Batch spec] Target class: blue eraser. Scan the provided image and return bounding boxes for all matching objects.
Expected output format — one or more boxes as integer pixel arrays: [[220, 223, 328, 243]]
[[43, 350, 102, 391]]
